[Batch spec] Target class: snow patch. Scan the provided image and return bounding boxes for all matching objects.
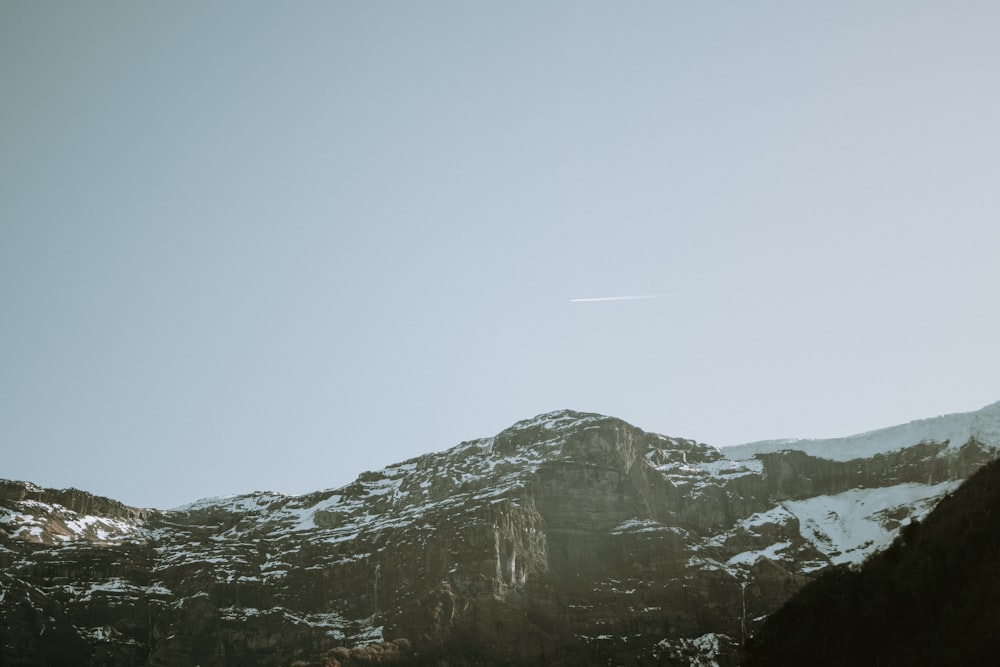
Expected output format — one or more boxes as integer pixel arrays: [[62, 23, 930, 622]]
[[657, 632, 729, 667], [727, 541, 793, 569], [782, 481, 960, 565]]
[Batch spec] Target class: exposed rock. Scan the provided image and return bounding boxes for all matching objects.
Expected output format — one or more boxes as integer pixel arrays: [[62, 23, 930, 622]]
[[0, 480, 154, 524]]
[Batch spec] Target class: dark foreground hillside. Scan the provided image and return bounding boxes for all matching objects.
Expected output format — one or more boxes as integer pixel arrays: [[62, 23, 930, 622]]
[[743, 455, 1000, 667]]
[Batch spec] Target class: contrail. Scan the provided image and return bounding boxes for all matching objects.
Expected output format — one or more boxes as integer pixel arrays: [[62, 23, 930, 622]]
[[569, 293, 672, 303]]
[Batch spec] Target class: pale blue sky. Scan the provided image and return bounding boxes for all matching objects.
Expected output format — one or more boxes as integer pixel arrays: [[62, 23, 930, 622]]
[[3, 2, 999, 509]]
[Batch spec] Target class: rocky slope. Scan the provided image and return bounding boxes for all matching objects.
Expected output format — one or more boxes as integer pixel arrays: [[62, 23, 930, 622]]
[[2, 402, 1000, 666], [742, 455, 1000, 666]]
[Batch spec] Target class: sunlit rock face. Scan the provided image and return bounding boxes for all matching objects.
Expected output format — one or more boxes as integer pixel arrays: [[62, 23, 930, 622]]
[[3, 403, 999, 666]]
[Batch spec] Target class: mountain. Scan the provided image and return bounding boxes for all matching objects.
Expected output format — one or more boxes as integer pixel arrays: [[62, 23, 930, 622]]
[[742, 454, 1000, 666], [2, 403, 999, 666]]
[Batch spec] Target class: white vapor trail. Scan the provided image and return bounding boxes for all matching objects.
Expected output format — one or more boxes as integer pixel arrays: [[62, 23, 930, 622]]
[[569, 294, 672, 303]]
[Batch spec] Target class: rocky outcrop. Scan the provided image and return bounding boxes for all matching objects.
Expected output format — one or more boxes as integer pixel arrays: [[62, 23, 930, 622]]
[[0, 479, 155, 524], [2, 403, 1000, 666], [758, 439, 994, 500]]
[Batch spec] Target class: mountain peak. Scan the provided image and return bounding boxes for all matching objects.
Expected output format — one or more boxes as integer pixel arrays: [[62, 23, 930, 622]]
[[500, 408, 610, 434]]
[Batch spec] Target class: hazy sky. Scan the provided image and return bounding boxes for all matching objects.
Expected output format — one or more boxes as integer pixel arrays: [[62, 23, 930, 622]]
[[3, 2, 999, 510]]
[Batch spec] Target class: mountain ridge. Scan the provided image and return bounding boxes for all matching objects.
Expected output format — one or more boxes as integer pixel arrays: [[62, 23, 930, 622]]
[[8, 402, 996, 515], [180, 401, 1000, 511], [724, 400, 1000, 461]]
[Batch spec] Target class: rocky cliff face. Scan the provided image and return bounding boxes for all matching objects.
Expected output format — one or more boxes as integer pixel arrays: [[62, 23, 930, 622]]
[[3, 403, 1000, 666]]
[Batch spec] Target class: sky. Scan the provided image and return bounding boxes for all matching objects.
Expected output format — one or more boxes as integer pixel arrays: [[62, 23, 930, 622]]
[[3, 1, 999, 510]]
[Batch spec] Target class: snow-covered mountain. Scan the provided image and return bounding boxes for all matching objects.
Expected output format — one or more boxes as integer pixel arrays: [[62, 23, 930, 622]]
[[724, 400, 1000, 461], [2, 403, 998, 666]]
